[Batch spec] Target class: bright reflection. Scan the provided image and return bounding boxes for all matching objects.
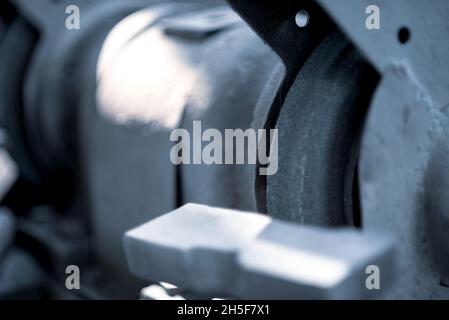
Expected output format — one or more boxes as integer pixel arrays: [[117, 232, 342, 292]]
[[241, 241, 350, 288], [97, 9, 160, 77], [96, 7, 199, 129]]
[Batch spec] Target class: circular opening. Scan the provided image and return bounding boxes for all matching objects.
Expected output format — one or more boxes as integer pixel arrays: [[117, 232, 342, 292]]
[[295, 10, 310, 28], [398, 27, 410, 44]]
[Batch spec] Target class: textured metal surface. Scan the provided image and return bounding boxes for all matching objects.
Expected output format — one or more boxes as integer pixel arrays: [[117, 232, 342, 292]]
[[311, 0, 449, 298], [358, 67, 449, 298], [317, 0, 449, 107], [124, 204, 395, 299]]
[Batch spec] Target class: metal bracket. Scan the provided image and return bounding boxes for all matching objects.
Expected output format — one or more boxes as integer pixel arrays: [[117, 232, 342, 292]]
[[314, 0, 449, 298], [317, 0, 449, 106]]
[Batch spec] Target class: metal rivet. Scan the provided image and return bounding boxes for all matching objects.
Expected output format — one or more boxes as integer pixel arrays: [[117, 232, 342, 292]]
[[295, 10, 310, 28]]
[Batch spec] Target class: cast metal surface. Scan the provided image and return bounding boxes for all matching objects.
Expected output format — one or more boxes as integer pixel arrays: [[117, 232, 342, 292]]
[[313, 0, 449, 298]]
